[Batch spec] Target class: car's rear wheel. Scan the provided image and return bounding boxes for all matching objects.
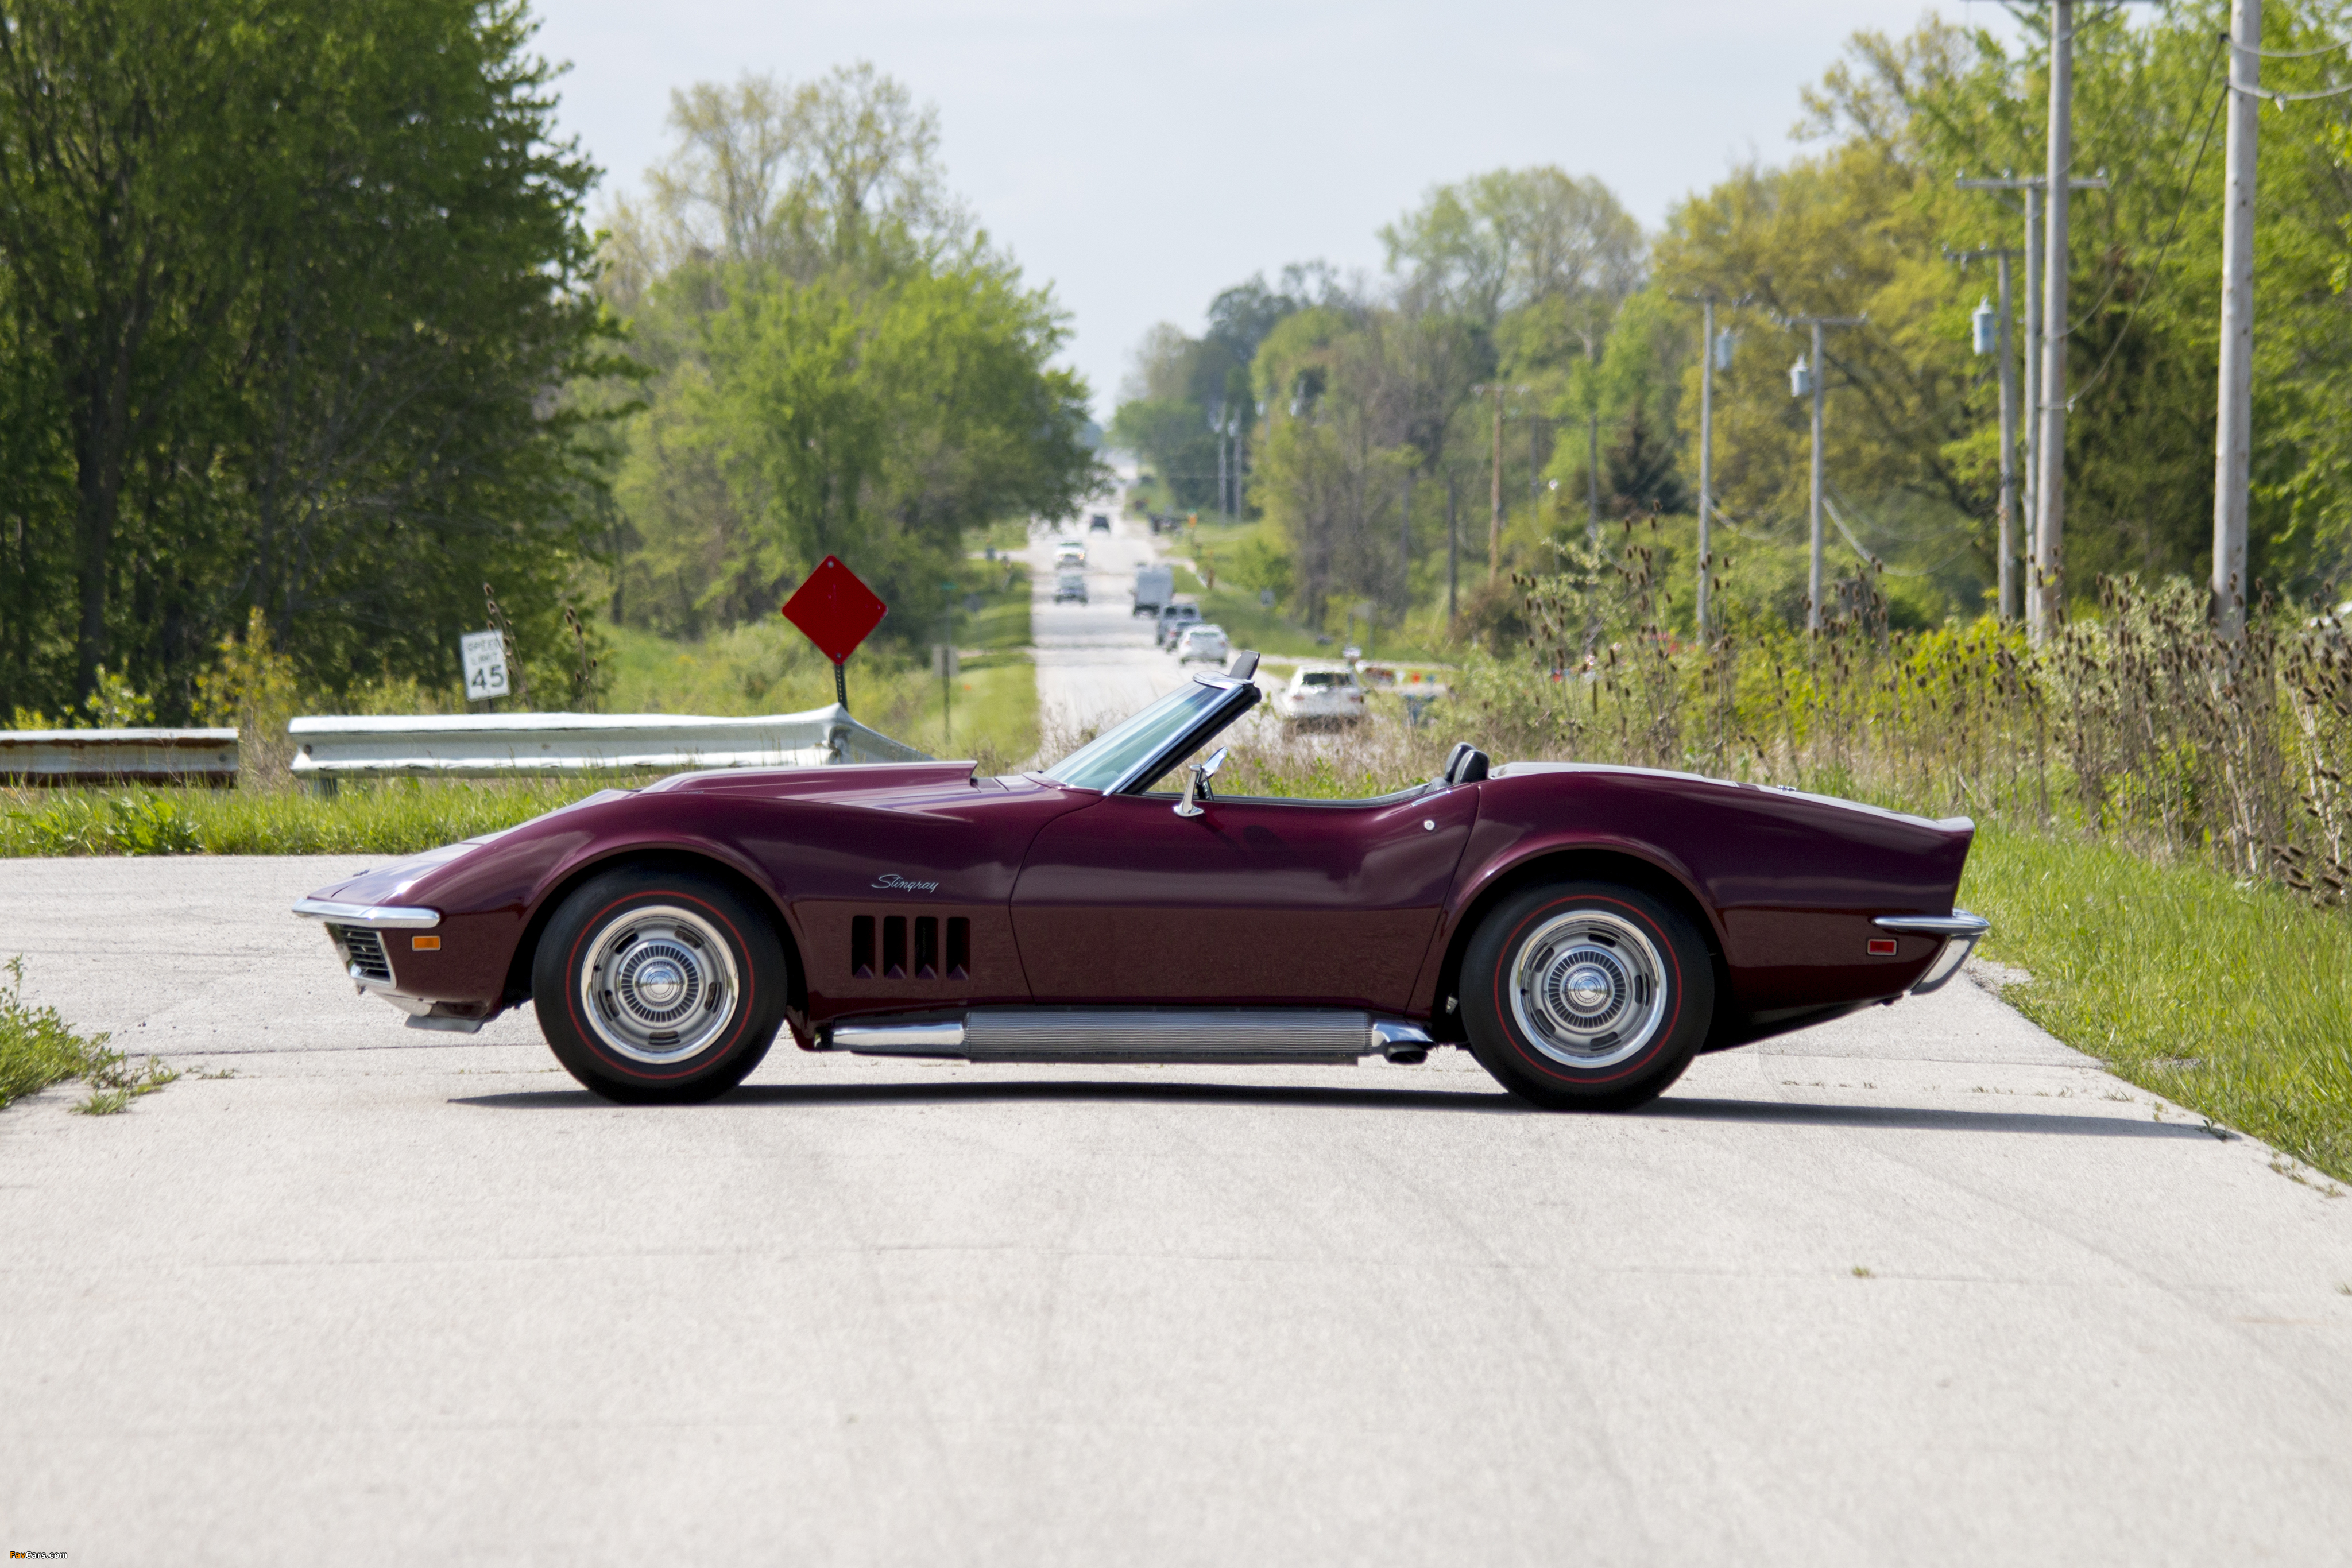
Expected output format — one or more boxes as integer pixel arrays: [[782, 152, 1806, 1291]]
[[532, 866, 786, 1104], [1461, 880, 1712, 1111]]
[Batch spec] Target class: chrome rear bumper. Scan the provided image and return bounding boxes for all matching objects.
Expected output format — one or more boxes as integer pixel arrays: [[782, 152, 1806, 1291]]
[[1874, 909, 1991, 995]]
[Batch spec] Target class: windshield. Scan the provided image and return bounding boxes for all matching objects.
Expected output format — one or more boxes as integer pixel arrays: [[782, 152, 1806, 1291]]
[[1301, 671, 1351, 688], [1042, 679, 1235, 792]]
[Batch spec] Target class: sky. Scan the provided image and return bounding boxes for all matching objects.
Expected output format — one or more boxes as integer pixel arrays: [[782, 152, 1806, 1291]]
[[528, 1, 2026, 417]]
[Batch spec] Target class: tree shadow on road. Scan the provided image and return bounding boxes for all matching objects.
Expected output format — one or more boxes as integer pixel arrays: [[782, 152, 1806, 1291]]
[[451, 1079, 2223, 1139]]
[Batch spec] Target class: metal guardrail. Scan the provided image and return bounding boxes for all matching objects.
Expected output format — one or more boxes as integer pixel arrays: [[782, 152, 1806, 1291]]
[[0, 728, 240, 785], [288, 704, 931, 785]]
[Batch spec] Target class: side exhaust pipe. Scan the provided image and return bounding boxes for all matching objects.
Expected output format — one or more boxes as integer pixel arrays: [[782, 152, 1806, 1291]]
[[827, 1009, 1436, 1064]]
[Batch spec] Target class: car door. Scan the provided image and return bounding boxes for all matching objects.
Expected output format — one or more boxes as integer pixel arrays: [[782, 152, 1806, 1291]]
[[1009, 783, 1480, 1010]]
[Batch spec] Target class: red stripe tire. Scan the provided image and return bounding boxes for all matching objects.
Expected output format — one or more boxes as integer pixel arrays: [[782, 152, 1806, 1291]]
[[1460, 880, 1712, 1112], [532, 866, 786, 1105]]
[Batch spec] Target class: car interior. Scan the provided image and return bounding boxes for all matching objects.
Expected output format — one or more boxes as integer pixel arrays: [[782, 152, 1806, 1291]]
[[1038, 649, 1487, 808]]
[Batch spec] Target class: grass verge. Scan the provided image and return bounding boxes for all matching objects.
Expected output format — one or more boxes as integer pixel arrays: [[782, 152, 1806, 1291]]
[[0, 957, 177, 1114], [896, 656, 1040, 771], [1961, 824, 2352, 1184], [1, 779, 612, 858]]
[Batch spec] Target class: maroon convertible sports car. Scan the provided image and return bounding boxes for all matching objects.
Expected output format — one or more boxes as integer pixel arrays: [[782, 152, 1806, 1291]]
[[293, 651, 1986, 1110]]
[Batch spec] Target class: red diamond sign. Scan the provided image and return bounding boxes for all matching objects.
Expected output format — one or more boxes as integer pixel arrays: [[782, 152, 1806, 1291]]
[[781, 556, 887, 665]]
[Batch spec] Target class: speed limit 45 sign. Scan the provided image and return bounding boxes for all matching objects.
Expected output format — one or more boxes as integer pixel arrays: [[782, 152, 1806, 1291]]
[[461, 630, 510, 700]]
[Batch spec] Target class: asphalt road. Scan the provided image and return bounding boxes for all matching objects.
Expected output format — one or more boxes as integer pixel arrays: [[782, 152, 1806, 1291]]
[[1026, 490, 1193, 745], [4, 853, 2351, 1565]]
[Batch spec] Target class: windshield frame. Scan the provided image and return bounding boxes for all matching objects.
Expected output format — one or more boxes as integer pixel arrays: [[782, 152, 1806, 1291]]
[[1037, 673, 1259, 795]]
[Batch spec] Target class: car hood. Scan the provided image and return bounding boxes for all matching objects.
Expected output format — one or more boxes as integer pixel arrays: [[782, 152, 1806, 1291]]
[[302, 762, 1007, 910]]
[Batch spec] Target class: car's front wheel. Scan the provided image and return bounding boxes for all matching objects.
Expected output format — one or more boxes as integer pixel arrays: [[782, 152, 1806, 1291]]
[[1461, 881, 1712, 1111], [532, 866, 787, 1104]]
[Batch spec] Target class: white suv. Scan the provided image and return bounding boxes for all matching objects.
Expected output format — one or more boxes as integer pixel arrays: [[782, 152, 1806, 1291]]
[[1174, 624, 1231, 664], [1274, 665, 1366, 725]]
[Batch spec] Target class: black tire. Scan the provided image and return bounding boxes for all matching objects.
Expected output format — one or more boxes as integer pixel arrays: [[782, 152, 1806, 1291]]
[[532, 865, 786, 1104], [1461, 880, 1713, 1112]]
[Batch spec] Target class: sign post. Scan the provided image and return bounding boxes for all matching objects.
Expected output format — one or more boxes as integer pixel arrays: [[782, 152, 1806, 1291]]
[[461, 630, 510, 708], [780, 556, 888, 714]]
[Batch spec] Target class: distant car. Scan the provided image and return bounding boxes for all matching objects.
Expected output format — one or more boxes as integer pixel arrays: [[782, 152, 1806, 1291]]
[[1174, 624, 1230, 664], [1276, 665, 1367, 726], [1054, 570, 1087, 605], [1054, 540, 1086, 566], [1155, 601, 1202, 649], [1089, 513, 1111, 532]]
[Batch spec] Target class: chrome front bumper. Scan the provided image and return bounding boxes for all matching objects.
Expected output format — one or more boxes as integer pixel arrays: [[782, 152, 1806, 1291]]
[[290, 899, 485, 1032], [291, 898, 440, 929], [1874, 909, 1991, 995]]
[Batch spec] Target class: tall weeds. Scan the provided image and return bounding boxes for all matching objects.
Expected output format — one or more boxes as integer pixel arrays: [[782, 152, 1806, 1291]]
[[1442, 522, 2352, 905]]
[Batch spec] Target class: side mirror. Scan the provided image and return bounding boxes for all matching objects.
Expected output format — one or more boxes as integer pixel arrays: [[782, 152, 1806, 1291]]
[[1173, 746, 1230, 818]]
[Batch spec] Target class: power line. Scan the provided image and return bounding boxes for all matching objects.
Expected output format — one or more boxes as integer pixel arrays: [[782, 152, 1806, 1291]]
[[2236, 77, 2352, 102], [2226, 34, 2350, 58]]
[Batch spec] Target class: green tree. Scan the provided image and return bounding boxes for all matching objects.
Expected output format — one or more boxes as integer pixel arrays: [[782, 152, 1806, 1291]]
[[605, 65, 1097, 641], [0, 0, 617, 718]]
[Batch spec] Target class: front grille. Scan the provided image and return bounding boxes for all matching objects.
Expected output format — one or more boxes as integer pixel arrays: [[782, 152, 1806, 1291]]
[[327, 923, 393, 984]]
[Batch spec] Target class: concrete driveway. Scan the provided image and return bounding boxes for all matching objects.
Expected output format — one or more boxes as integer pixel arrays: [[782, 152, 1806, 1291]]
[[3, 853, 2349, 1565]]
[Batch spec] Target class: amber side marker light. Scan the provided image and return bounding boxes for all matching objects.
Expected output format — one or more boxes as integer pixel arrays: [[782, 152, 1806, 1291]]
[[412, 935, 442, 951], [1866, 938, 1898, 957]]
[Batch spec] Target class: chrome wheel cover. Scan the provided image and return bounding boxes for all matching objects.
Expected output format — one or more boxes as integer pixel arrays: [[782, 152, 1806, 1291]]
[[577, 904, 741, 1064], [1508, 909, 1669, 1070]]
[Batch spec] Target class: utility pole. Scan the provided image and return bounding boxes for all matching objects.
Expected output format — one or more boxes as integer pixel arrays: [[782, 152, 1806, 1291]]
[[1784, 313, 1866, 633], [1469, 383, 1530, 579], [1400, 475, 1413, 612], [1488, 387, 1503, 580], [1446, 471, 1459, 631], [1947, 244, 2022, 620], [1529, 413, 1543, 509], [2024, 181, 2041, 630], [1670, 291, 1742, 644], [2037, 0, 2078, 636], [1585, 412, 1601, 546], [2214, 0, 2260, 637], [1699, 299, 1717, 641], [1959, 166, 2104, 641], [1214, 413, 1228, 522]]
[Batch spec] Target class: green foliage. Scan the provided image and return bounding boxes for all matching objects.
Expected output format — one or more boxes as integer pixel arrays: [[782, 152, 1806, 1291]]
[[1381, 167, 1641, 338], [1108, 268, 1345, 516], [0, 956, 103, 1109], [194, 609, 302, 784], [1109, 398, 1222, 510], [80, 668, 156, 729], [604, 65, 1097, 645], [1965, 825, 2352, 1183], [0, 779, 605, 857], [1123, 7, 2352, 651], [0, 954, 171, 1114], [1225, 533, 1295, 602], [0, 0, 620, 722]]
